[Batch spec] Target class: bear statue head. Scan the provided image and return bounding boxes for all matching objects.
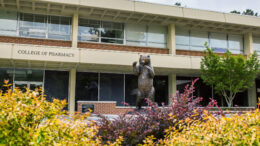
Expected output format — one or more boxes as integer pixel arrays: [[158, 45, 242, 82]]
[[139, 55, 151, 66]]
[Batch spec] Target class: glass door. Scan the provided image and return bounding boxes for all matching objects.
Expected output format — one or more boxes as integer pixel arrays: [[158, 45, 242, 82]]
[[14, 81, 28, 92], [29, 82, 43, 90], [14, 81, 43, 92]]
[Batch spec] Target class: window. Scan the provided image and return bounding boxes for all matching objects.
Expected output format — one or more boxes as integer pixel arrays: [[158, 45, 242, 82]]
[[147, 25, 167, 48], [175, 27, 190, 50], [75, 72, 169, 107], [48, 16, 71, 40], [190, 30, 208, 51], [0, 10, 18, 36], [125, 23, 168, 48], [99, 73, 124, 106], [78, 19, 124, 44], [78, 19, 100, 42], [125, 23, 147, 46], [101, 21, 124, 44], [228, 34, 243, 54], [253, 37, 260, 54], [44, 71, 69, 104], [175, 26, 244, 54], [76, 72, 98, 102], [125, 74, 138, 106], [0, 68, 14, 91], [14, 69, 43, 82], [18, 13, 72, 40], [19, 13, 47, 38], [154, 76, 168, 105], [210, 32, 228, 53]]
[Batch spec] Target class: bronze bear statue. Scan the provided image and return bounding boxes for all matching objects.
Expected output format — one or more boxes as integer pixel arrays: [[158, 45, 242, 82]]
[[132, 55, 155, 109]]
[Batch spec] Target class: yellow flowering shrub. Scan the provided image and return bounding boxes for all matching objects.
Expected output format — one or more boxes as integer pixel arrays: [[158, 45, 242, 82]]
[[143, 109, 260, 145], [0, 81, 122, 145]]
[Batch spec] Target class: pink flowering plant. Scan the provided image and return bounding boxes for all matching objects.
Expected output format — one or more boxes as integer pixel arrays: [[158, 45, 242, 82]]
[[97, 78, 207, 145]]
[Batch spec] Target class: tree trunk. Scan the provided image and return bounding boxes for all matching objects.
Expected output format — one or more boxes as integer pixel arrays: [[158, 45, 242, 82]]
[[227, 101, 232, 108]]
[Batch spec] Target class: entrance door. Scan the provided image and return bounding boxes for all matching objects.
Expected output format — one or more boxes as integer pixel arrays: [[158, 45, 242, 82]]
[[14, 81, 28, 92], [14, 81, 43, 91]]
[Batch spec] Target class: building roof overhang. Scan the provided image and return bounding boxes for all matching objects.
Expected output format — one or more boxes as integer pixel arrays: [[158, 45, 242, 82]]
[[1, 0, 260, 35]]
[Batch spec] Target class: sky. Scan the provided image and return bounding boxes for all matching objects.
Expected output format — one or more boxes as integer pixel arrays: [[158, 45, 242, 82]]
[[137, 0, 260, 14]]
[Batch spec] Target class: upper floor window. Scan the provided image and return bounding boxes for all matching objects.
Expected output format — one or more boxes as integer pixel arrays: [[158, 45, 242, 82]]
[[0, 10, 18, 36], [78, 19, 124, 44], [19, 13, 72, 40], [48, 16, 71, 40], [253, 36, 260, 55], [175, 26, 244, 54], [125, 23, 167, 48]]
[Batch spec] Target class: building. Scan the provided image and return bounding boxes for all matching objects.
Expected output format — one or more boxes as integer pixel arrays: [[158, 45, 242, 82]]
[[0, 0, 259, 115]]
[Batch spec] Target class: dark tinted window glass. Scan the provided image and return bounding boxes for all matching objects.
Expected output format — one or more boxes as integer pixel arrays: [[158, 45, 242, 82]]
[[194, 78, 213, 106], [44, 71, 69, 104], [15, 69, 43, 81], [177, 76, 192, 93], [76, 72, 98, 103], [0, 68, 13, 91], [125, 74, 138, 106], [233, 90, 248, 107], [100, 73, 124, 106], [154, 76, 168, 106]]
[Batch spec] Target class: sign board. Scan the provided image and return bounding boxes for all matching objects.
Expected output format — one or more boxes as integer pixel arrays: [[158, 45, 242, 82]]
[[12, 45, 79, 62]]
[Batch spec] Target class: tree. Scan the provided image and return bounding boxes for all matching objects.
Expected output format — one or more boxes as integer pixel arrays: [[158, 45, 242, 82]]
[[230, 9, 258, 16], [230, 10, 241, 14], [175, 2, 181, 6], [243, 9, 258, 16], [200, 44, 259, 107]]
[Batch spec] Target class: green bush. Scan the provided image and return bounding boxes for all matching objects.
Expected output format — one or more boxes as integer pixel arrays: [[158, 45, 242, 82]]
[[0, 81, 122, 145], [144, 109, 260, 145]]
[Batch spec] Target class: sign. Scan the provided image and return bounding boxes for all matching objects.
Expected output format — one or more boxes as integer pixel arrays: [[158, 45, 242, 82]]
[[12, 45, 79, 62], [17, 49, 75, 57]]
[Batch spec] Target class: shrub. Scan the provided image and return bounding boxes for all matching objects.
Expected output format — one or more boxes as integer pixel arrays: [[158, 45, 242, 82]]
[[0, 81, 122, 145], [97, 78, 205, 145], [144, 109, 260, 145]]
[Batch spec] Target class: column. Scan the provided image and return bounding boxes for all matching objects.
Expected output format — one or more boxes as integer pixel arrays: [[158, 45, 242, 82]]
[[168, 74, 177, 104], [168, 24, 176, 55], [248, 82, 257, 107], [244, 32, 253, 55], [244, 32, 257, 107], [68, 68, 76, 117], [71, 12, 79, 48]]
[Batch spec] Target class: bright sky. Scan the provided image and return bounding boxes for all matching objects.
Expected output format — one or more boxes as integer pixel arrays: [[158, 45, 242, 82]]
[[138, 0, 260, 13]]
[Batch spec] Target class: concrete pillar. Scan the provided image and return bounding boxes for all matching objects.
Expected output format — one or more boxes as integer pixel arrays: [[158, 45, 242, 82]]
[[71, 12, 78, 48], [244, 32, 253, 55], [244, 32, 257, 107], [168, 24, 176, 55], [248, 82, 257, 107], [168, 74, 177, 104], [68, 68, 76, 117]]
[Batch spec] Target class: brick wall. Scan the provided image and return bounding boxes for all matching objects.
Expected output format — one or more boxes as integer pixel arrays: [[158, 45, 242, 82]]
[[176, 50, 204, 56], [77, 101, 135, 115], [0, 36, 71, 47], [176, 49, 247, 57], [78, 42, 169, 54]]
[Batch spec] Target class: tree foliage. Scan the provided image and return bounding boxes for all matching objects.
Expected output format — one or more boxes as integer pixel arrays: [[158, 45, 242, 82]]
[[200, 44, 259, 107], [230, 10, 241, 14], [175, 2, 181, 6], [230, 9, 258, 16]]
